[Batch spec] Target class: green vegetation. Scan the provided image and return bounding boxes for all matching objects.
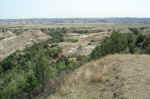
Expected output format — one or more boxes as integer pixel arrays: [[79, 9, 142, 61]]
[[90, 28, 150, 59], [90, 30, 128, 59], [0, 28, 8, 32], [64, 39, 78, 43], [1, 26, 150, 99], [69, 27, 104, 34], [11, 29, 27, 35], [41, 28, 67, 42], [0, 37, 5, 40], [0, 40, 82, 99], [72, 29, 88, 34]]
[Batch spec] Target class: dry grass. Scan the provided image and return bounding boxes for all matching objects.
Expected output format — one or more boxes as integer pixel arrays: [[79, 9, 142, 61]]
[[48, 54, 150, 99], [60, 32, 110, 56], [0, 31, 15, 39], [0, 30, 51, 61]]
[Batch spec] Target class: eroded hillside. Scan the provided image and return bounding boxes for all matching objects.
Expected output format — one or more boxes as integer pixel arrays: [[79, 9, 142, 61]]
[[0, 30, 51, 61]]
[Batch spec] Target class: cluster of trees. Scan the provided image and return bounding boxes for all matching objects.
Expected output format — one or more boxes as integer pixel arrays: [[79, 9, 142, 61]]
[[71, 29, 104, 34], [90, 28, 150, 59], [0, 40, 85, 99], [64, 39, 78, 43], [69, 27, 105, 34], [0, 28, 8, 32], [0, 37, 5, 40], [12, 29, 27, 35], [72, 29, 89, 34], [41, 28, 67, 42]]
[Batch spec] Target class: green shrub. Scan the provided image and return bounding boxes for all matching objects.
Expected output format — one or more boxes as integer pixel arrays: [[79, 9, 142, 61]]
[[128, 27, 141, 35], [0, 40, 81, 99], [64, 39, 78, 43], [41, 28, 67, 42], [90, 31, 128, 59], [142, 35, 150, 53], [1, 28, 7, 32], [12, 29, 26, 35], [0, 37, 5, 40], [90, 28, 150, 60], [76, 55, 90, 65], [126, 30, 146, 53], [48, 47, 62, 58], [72, 29, 88, 34]]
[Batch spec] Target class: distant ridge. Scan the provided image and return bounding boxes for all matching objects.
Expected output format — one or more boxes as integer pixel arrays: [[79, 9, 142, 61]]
[[0, 18, 150, 23]]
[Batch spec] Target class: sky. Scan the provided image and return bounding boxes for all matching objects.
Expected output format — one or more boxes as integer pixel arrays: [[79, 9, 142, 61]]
[[0, 0, 150, 19]]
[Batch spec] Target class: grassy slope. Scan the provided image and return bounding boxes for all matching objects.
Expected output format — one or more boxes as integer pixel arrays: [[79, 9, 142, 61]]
[[48, 54, 150, 99]]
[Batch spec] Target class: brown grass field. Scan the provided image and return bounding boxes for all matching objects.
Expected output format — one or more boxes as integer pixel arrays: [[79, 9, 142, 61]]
[[49, 54, 150, 99]]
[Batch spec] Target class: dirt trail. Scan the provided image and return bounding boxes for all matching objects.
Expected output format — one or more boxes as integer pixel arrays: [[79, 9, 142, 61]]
[[49, 54, 150, 99]]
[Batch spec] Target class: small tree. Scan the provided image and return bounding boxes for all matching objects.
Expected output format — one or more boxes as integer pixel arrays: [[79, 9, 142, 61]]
[[90, 30, 128, 59], [34, 49, 53, 91], [128, 27, 140, 35], [0, 65, 2, 73]]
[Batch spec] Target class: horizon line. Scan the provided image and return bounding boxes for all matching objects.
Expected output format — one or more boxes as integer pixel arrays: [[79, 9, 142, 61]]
[[1, 17, 150, 20]]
